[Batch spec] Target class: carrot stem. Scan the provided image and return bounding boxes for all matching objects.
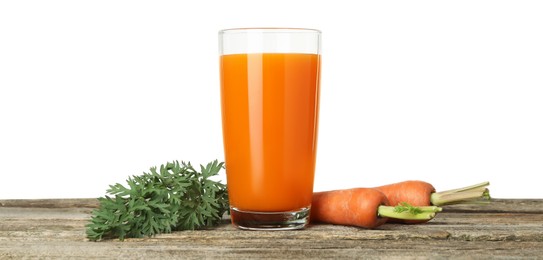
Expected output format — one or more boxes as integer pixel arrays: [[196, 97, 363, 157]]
[[377, 204, 442, 220], [430, 181, 491, 206]]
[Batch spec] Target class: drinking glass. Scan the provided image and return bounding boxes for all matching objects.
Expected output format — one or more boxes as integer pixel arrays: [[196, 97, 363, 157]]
[[219, 28, 321, 230]]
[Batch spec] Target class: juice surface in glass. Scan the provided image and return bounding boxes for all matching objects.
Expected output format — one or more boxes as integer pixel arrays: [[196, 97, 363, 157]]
[[221, 53, 320, 212]]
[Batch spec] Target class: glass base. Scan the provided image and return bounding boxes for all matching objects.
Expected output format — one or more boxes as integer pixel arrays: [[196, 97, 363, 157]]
[[230, 207, 311, 230]]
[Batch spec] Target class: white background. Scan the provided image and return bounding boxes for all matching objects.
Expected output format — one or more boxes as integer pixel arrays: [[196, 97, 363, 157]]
[[1, 1, 542, 199]]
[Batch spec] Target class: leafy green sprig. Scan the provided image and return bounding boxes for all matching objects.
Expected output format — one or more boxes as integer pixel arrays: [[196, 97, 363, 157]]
[[86, 160, 229, 241]]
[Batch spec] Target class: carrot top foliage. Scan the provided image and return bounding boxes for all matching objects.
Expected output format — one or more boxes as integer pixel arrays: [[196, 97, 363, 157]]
[[86, 160, 229, 241]]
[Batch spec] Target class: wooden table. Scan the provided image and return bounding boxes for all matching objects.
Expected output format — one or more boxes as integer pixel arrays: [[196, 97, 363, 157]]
[[1, 199, 542, 259]]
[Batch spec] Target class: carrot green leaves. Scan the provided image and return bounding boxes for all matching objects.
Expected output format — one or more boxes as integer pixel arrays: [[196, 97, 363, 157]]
[[86, 160, 229, 241]]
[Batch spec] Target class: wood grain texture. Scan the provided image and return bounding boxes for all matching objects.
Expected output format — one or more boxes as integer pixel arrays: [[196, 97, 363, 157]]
[[1, 199, 542, 259]]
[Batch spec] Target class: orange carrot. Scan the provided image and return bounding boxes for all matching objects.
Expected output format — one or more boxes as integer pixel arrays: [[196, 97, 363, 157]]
[[375, 181, 490, 223], [375, 180, 436, 207], [311, 188, 441, 229]]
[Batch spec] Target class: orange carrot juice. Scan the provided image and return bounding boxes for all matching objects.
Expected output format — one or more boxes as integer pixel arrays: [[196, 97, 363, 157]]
[[221, 53, 320, 212]]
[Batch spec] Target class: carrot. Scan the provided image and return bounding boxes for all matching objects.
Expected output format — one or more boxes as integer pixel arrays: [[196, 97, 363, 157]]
[[375, 181, 490, 223], [311, 188, 441, 229], [375, 180, 436, 207]]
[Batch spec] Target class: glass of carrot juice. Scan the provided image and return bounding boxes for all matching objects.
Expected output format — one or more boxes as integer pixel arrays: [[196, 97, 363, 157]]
[[219, 28, 321, 230]]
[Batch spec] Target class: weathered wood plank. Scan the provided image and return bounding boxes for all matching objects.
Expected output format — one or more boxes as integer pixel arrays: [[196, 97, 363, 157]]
[[0, 199, 542, 259], [0, 198, 99, 208], [445, 199, 543, 213], [1, 239, 543, 259]]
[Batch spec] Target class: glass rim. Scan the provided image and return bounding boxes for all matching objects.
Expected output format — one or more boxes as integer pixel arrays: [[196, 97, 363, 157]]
[[219, 27, 321, 35]]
